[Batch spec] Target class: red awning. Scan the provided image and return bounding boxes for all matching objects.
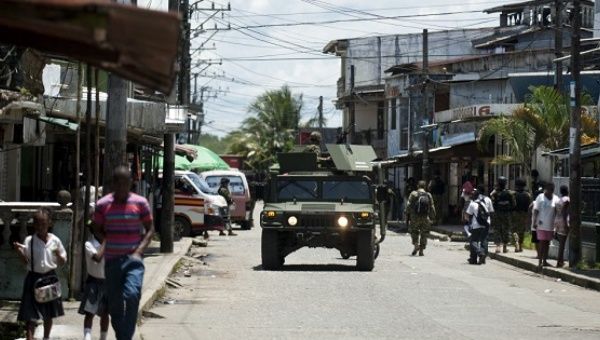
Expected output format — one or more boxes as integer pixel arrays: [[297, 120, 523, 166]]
[[0, 0, 180, 93]]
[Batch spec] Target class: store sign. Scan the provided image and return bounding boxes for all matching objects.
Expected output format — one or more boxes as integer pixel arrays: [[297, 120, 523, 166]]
[[435, 104, 520, 122]]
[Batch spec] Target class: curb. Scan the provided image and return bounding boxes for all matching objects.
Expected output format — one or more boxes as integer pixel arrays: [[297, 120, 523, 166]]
[[489, 252, 600, 292], [138, 238, 193, 321], [428, 231, 450, 242]]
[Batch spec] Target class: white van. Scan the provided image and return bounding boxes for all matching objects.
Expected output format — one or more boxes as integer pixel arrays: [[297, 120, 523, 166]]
[[157, 171, 228, 238]]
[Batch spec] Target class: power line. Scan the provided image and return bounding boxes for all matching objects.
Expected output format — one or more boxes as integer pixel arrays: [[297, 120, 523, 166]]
[[228, 9, 487, 30]]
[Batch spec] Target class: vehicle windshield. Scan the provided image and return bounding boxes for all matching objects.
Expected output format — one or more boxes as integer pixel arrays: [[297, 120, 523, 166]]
[[205, 175, 246, 194], [276, 178, 371, 202], [322, 180, 371, 202], [186, 173, 213, 194], [277, 180, 318, 200]]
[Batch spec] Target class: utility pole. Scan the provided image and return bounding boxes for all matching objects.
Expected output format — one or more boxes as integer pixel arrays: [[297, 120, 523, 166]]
[[569, 0, 582, 267], [554, 0, 563, 91], [421, 29, 430, 183], [161, 0, 180, 253], [318, 95, 324, 129], [70, 63, 83, 299]]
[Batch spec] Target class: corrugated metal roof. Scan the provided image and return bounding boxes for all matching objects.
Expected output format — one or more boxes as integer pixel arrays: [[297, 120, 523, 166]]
[[0, 0, 180, 94]]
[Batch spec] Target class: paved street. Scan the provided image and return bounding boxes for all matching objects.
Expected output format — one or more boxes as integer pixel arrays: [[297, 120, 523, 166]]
[[140, 204, 600, 340]]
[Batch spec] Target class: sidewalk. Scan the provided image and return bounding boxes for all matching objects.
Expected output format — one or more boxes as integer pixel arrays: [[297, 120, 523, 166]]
[[489, 248, 600, 292], [0, 238, 192, 340]]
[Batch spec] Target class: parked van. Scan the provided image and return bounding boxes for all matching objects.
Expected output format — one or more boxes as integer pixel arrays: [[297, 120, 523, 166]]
[[200, 170, 254, 229], [156, 171, 228, 238]]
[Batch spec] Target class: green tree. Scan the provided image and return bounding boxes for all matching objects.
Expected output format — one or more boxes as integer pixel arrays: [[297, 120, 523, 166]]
[[478, 85, 598, 173], [228, 85, 303, 173]]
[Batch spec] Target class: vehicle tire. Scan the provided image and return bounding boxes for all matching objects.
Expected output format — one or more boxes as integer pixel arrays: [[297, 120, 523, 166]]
[[261, 229, 283, 270], [174, 216, 191, 241], [240, 220, 252, 230], [340, 250, 351, 259], [356, 230, 375, 271]]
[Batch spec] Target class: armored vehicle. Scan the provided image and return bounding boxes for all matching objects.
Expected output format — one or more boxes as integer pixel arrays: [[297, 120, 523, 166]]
[[260, 144, 389, 271]]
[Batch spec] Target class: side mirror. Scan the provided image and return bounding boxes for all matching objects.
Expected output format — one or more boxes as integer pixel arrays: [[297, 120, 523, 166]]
[[376, 185, 389, 203]]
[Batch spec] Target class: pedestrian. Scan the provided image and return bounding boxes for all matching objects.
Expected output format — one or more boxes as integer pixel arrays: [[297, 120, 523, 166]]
[[406, 180, 436, 256], [93, 166, 155, 340], [428, 170, 445, 225], [79, 224, 109, 340], [475, 185, 494, 257], [555, 185, 570, 268], [13, 208, 67, 340], [490, 176, 516, 253], [512, 178, 532, 253], [531, 169, 543, 198], [532, 182, 560, 268], [464, 188, 493, 264], [218, 177, 237, 236], [385, 181, 397, 221]]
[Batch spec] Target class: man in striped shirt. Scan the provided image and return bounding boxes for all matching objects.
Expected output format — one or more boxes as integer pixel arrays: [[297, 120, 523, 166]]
[[93, 166, 154, 340]]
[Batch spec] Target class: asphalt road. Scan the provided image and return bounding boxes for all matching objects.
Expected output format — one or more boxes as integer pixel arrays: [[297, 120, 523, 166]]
[[139, 203, 600, 340]]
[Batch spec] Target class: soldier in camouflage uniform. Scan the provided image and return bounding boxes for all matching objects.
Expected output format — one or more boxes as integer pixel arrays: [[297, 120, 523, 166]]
[[217, 177, 237, 236], [512, 178, 532, 253], [490, 176, 516, 253], [303, 131, 322, 154], [406, 180, 436, 256]]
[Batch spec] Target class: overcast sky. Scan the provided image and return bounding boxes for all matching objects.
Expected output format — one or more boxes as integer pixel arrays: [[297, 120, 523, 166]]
[[140, 0, 517, 137]]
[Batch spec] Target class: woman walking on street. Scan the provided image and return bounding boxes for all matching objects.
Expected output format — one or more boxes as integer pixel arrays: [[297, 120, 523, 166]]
[[533, 182, 559, 268], [555, 185, 570, 268], [13, 208, 67, 340]]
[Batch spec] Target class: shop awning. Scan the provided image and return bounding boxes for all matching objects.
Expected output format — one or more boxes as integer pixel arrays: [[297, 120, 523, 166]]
[[389, 141, 488, 165], [544, 142, 600, 160], [37, 116, 79, 131], [0, 0, 180, 93]]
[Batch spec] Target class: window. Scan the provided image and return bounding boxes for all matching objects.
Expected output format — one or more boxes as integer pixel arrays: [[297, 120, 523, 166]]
[[277, 180, 318, 200], [390, 99, 397, 130], [205, 175, 246, 194], [322, 181, 371, 202], [377, 101, 385, 139]]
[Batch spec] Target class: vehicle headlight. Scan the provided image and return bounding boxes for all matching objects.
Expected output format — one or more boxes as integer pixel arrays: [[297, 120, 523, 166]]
[[337, 216, 349, 228], [287, 216, 298, 226], [359, 212, 370, 219], [266, 211, 276, 218], [206, 203, 219, 216]]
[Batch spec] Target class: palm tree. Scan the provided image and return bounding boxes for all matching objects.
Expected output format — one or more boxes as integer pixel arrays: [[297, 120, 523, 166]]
[[478, 85, 598, 175], [228, 85, 303, 173]]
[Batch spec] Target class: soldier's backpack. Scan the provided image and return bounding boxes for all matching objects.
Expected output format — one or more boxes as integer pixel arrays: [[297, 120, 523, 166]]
[[515, 190, 531, 212], [494, 189, 514, 212], [413, 192, 431, 216], [475, 200, 490, 227]]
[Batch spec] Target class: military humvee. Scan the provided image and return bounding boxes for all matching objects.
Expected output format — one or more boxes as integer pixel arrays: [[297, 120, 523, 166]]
[[260, 144, 389, 271]]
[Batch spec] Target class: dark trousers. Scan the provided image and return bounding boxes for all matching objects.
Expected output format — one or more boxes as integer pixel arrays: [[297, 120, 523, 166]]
[[469, 228, 486, 262], [480, 226, 489, 255]]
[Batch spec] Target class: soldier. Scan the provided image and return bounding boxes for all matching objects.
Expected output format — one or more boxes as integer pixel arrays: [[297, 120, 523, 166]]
[[217, 177, 237, 236], [512, 178, 531, 253], [406, 180, 436, 256], [303, 131, 322, 154], [490, 176, 516, 253], [428, 171, 445, 225]]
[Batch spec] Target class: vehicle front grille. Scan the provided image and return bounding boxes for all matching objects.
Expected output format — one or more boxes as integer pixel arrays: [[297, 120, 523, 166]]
[[296, 214, 336, 228]]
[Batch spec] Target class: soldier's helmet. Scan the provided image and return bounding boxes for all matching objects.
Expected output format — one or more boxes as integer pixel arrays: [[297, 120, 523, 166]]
[[220, 177, 230, 185], [497, 176, 508, 187], [309, 131, 322, 143]]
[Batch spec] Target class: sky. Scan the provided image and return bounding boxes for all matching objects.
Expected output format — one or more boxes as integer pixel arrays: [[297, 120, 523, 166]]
[[139, 0, 518, 137]]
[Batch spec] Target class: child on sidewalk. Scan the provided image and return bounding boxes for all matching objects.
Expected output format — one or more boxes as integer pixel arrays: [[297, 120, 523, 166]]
[[78, 226, 109, 340]]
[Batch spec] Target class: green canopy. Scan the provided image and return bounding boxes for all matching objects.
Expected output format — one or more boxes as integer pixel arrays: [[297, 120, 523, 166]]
[[157, 144, 230, 172]]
